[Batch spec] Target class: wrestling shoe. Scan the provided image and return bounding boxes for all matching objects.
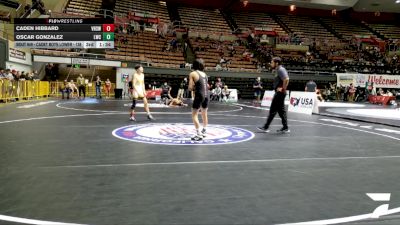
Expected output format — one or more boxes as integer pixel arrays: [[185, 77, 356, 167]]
[[201, 128, 207, 137], [147, 114, 155, 121], [191, 134, 203, 141]]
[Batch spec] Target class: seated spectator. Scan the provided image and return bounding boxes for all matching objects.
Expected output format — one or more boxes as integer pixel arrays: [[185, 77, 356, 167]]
[[221, 85, 231, 102], [211, 86, 222, 101], [160, 82, 172, 104], [215, 64, 222, 71]]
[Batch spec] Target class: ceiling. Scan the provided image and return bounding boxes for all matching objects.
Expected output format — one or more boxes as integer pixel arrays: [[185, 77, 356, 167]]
[[353, 0, 400, 13], [164, 0, 400, 13]]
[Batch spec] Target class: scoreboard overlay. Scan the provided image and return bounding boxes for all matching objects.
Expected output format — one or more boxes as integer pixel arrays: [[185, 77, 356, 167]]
[[14, 18, 115, 49]]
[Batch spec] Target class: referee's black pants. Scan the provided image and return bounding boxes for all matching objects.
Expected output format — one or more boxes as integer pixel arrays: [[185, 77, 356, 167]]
[[263, 92, 288, 129]]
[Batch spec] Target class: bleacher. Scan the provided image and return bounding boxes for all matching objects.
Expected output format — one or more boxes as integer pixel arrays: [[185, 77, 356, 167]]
[[369, 23, 400, 39], [233, 12, 286, 36], [278, 15, 338, 43], [106, 32, 184, 68], [320, 18, 374, 40], [65, 0, 102, 17], [191, 38, 257, 72], [179, 7, 231, 33], [114, 0, 170, 23]]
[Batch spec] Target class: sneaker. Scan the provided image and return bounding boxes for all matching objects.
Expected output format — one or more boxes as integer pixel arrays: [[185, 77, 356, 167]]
[[257, 127, 270, 133], [191, 134, 203, 141], [147, 114, 155, 121], [201, 128, 207, 137], [277, 127, 290, 133], [129, 116, 136, 121]]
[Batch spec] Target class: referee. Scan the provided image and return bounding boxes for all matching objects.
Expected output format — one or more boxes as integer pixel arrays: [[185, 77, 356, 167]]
[[258, 57, 290, 133]]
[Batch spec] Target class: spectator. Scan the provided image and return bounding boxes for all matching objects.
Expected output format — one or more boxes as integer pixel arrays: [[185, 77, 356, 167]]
[[215, 77, 224, 89], [0, 69, 5, 79], [305, 80, 317, 92], [170, 38, 177, 51], [160, 81, 172, 104], [177, 77, 188, 99], [221, 85, 231, 102], [61, 80, 71, 100], [105, 78, 111, 98], [77, 74, 86, 99], [253, 77, 263, 105], [348, 83, 356, 102], [68, 80, 78, 98], [95, 76, 102, 99]]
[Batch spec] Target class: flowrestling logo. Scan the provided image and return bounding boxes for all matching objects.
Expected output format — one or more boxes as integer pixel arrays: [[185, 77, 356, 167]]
[[290, 97, 314, 108], [112, 124, 254, 145]]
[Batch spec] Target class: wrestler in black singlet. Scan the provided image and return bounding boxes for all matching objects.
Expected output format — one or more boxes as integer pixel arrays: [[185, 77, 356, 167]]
[[192, 70, 209, 110]]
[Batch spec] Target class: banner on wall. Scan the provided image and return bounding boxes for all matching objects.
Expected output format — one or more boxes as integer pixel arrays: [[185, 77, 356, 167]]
[[336, 73, 400, 89], [288, 91, 318, 115], [261, 90, 290, 107], [9, 48, 26, 60], [227, 89, 238, 102], [116, 68, 134, 89], [261, 90, 274, 107]]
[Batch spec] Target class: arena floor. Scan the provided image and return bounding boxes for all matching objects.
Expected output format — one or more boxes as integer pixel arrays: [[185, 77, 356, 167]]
[[1, 99, 400, 225]]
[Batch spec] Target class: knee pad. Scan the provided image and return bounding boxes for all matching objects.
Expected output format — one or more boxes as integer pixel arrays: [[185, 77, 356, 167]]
[[131, 99, 136, 110]]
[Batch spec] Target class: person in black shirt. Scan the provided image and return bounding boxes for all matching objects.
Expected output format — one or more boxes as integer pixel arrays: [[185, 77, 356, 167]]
[[258, 57, 290, 133], [160, 82, 172, 104], [189, 59, 209, 141], [178, 77, 188, 99], [253, 77, 263, 105]]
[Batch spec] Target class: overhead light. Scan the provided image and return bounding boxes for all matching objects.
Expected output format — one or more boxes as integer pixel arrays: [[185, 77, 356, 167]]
[[243, 0, 249, 7], [290, 4, 296, 12], [396, 0, 400, 3]]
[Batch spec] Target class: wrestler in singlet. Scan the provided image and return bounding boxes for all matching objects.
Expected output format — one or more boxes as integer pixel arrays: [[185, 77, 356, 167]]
[[189, 59, 209, 141], [129, 65, 154, 121]]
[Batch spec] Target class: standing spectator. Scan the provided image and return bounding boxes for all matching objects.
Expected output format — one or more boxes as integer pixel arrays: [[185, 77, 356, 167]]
[[95, 76, 102, 99], [177, 77, 188, 99], [305, 80, 317, 92], [253, 77, 263, 105], [69, 80, 79, 98], [77, 74, 86, 99], [348, 83, 356, 102], [105, 78, 111, 98], [61, 80, 70, 99]]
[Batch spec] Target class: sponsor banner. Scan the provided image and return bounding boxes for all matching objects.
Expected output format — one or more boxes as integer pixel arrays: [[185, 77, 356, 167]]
[[261, 90, 274, 107], [261, 90, 290, 107], [337, 73, 400, 88], [112, 124, 255, 146], [9, 48, 26, 60], [288, 91, 317, 115], [71, 58, 89, 65], [116, 68, 134, 89], [227, 89, 238, 103]]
